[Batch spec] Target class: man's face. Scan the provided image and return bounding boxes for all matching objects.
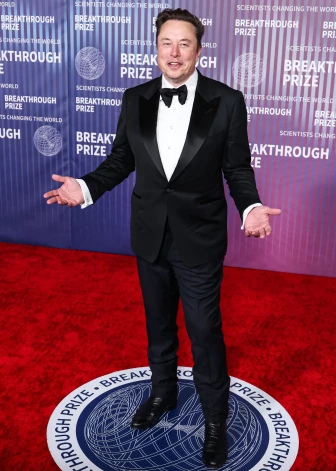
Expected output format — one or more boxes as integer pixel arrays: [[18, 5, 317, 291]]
[[157, 20, 202, 86]]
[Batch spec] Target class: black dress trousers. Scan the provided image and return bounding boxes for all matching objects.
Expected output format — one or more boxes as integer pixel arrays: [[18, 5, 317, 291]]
[[136, 223, 230, 422]]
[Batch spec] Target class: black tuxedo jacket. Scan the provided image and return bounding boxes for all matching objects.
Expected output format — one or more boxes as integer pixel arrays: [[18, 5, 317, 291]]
[[81, 70, 261, 267]]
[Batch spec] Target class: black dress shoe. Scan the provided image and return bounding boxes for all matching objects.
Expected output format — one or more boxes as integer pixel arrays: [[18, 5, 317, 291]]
[[202, 421, 228, 468], [130, 395, 177, 429]]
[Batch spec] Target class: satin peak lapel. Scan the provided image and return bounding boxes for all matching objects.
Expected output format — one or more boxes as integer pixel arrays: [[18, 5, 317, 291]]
[[170, 90, 220, 183], [139, 89, 166, 179]]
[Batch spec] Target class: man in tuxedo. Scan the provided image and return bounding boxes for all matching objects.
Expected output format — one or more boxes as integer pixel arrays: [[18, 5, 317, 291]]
[[44, 8, 281, 468]]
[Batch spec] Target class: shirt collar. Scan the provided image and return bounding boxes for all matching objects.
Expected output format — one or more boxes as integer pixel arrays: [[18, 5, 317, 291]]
[[161, 69, 198, 92]]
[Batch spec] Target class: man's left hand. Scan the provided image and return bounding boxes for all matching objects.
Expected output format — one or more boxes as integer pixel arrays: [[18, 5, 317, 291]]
[[244, 206, 281, 238]]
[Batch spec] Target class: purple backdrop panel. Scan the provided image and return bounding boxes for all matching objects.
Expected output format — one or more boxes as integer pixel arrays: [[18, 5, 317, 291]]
[[0, 0, 71, 248], [68, 1, 226, 255], [221, 0, 336, 277]]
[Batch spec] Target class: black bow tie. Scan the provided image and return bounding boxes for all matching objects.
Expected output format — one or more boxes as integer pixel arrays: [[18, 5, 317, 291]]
[[159, 84, 188, 107]]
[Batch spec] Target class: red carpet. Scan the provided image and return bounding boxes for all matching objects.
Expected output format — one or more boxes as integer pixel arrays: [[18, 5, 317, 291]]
[[0, 242, 335, 470]]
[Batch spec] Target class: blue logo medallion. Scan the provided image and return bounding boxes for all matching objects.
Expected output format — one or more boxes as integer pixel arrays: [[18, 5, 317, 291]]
[[47, 367, 299, 471]]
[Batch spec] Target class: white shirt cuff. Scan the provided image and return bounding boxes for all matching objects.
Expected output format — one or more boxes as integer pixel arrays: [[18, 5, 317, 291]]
[[241, 203, 263, 229], [76, 179, 93, 208]]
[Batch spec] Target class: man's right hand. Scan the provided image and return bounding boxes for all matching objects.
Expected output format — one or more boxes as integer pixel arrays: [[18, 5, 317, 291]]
[[43, 174, 84, 207]]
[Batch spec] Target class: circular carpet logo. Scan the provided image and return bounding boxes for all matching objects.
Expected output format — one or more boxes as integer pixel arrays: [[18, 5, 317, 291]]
[[232, 53, 266, 88], [34, 126, 62, 156], [47, 367, 298, 470], [75, 47, 106, 80]]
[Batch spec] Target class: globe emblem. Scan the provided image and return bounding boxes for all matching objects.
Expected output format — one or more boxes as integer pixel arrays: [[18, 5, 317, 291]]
[[33, 126, 62, 156], [75, 47, 105, 80], [78, 380, 267, 470], [232, 53, 266, 88]]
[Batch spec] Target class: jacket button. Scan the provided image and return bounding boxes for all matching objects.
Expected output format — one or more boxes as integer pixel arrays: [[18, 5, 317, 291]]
[[166, 188, 173, 193]]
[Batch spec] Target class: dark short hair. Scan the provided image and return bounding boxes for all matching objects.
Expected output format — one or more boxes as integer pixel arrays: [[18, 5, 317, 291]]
[[156, 8, 204, 50]]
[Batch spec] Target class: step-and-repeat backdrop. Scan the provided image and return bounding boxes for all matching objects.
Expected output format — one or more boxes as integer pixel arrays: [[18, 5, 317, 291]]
[[0, 0, 335, 277]]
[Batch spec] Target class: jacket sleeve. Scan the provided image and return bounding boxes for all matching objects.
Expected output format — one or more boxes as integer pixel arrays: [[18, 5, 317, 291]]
[[222, 91, 262, 219], [80, 90, 135, 203]]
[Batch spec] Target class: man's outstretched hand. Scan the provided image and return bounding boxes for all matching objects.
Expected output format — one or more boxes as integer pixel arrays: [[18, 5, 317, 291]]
[[43, 174, 84, 207], [245, 206, 281, 238]]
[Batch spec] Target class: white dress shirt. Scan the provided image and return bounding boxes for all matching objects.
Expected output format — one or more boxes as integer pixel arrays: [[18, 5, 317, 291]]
[[77, 69, 261, 227], [157, 70, 197, 181]]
